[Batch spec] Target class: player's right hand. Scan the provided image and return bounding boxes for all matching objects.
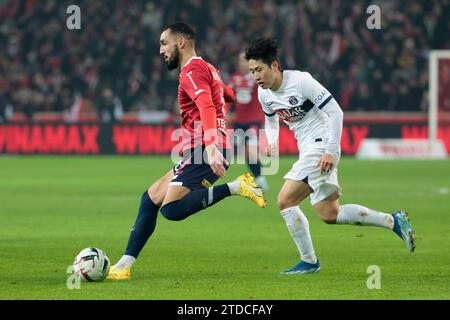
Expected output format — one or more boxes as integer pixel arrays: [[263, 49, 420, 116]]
[[205, 143, 228, 177], [266, 143, 278, 157]]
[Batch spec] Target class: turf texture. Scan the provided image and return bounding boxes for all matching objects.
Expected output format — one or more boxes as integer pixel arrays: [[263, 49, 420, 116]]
[[0, 156, 449, 299]]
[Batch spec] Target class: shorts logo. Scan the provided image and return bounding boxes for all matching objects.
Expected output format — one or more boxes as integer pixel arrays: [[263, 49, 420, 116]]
[[174, 157, 191, 175], [174, 163, 184, 175], [201, 179, 212, 188], [289, 96, 299, 105]]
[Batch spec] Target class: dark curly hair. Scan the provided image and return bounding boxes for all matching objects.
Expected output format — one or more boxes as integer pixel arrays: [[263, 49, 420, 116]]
[[244, 37, 280, 68], [163, 22, 196, 43]]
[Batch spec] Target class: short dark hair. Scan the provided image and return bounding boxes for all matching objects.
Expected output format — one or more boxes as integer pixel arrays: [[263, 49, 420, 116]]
[[164, 22, 196, 43], [244, 37, 280, 67]]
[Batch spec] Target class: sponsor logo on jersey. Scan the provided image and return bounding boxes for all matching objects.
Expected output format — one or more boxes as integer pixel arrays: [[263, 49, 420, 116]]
[[314, 90, 328, 105], [276, 106, 308, 122]]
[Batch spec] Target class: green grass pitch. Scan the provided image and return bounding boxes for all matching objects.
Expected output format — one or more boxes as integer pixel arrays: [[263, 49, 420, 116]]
[[0, 156, 449, 299]]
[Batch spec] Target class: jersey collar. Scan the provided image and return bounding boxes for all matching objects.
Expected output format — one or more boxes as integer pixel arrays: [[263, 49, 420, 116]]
[[182, 56, 203, 69]]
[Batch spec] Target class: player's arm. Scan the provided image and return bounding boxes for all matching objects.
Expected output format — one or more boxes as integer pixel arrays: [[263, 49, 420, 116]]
[[321, 100, 343, 157], [259, 93, 279, 157], [196, 93, 229, 177], [195, 92, 218, 146], [265, 113, 279, 157], [301, 72, 342, 173], [319, 100, 343, 173], [181, 66, 228, 177]]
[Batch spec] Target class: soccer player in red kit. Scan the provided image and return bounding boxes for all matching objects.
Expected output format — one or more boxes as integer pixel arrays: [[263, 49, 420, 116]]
[[228, 53, 269, 192], [107, 23, 266, 280]]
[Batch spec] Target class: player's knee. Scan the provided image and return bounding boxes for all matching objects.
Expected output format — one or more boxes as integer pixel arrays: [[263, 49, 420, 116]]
[[160, 201, 185, 221], [277, 194, 297, 211], [148, 185, 164, 207], [319, 207, 339, 224], [321, 216, 337, 224]]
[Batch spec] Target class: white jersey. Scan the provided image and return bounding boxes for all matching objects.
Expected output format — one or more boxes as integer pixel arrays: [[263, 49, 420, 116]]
[[258, 70, 335, 153]]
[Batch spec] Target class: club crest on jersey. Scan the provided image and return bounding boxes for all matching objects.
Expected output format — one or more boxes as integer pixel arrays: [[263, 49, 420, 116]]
[[289, 96, 299, 105]]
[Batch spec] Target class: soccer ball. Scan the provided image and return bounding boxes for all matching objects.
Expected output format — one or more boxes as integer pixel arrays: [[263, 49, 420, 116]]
[[73, 247, 110, 282]]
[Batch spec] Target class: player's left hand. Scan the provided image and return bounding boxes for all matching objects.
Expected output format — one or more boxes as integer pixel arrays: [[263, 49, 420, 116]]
[[317, 153, 335, 174], [205, 143, 229, 177]]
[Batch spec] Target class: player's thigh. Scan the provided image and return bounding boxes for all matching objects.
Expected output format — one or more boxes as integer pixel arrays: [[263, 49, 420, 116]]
[[161, 185, 191, 207], [161, 159, 226, 206], [148, 169, 174, 207], [278, 179, 313, 210], [313, 191, 341, 224], [159, 147, 231, 207]]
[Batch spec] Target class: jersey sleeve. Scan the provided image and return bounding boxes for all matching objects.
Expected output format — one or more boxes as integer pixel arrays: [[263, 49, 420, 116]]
[[321, 99, 343, 156], [257, 88, 276, 117], [300, 72, 334, 110]]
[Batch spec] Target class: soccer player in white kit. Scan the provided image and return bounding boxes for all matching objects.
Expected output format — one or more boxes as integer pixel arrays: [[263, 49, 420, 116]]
[[244, 38, 416, 274]]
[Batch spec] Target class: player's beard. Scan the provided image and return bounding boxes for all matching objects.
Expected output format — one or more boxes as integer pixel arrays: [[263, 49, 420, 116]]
[[165, 46, 180, 71]]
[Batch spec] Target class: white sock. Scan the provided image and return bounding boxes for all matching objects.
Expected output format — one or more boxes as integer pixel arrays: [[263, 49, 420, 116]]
[[336, 204, 394, 230], [255, 175, 269, 193], [115, 255, 136, 271], [281, 206, 317, 264], [227, 180, 241, 195]]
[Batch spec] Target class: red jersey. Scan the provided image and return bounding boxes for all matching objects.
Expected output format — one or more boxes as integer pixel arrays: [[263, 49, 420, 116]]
[[178, 57, 231, 154], [228, 72, 264, 123]]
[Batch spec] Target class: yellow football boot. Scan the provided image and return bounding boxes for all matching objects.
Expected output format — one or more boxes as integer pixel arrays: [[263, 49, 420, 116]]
[[106, 265, 131, 280], [236, 173, 267, 208]]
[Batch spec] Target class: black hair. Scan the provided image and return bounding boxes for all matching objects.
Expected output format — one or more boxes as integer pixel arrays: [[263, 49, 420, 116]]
[[244, 37, 280, 67], [163, 22, 196, 42]]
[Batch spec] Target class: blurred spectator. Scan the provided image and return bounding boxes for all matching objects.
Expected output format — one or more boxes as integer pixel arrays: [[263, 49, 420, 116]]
[[96, 86, 123, 122], [0, 94, 13, 123], [0, 0, 449, 120]]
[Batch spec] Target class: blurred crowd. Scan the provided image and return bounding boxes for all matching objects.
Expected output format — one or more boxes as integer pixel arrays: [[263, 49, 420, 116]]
[[0, 0, 449, 122]]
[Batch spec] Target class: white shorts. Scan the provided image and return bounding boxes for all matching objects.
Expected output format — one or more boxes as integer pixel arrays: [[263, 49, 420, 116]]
[[284, 148, 342, 206]]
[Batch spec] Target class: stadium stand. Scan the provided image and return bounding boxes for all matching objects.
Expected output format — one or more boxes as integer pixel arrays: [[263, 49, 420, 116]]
[[0, 0, 449, 122]]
